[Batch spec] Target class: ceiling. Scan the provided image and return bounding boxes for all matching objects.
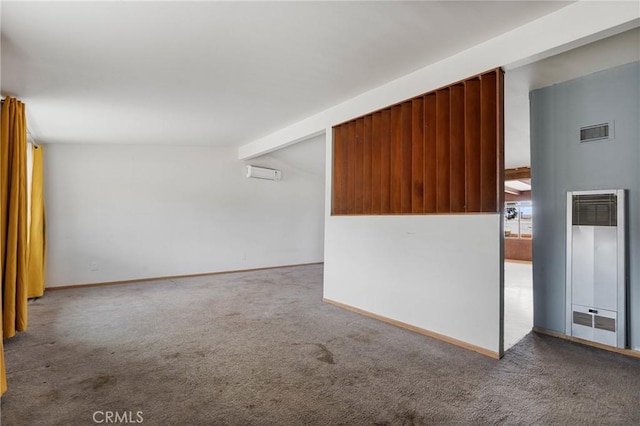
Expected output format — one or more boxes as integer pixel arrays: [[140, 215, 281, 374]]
[[1, 1, 571, 147], [505, 179, 531, 195]]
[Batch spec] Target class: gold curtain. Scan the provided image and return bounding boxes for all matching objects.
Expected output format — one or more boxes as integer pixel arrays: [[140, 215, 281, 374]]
[[27, 145, 46, 298], [1, 97, 30, 395]]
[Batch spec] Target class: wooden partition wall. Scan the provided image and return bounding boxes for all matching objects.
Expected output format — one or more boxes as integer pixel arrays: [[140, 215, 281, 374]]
[[332, 69, 504, 215]]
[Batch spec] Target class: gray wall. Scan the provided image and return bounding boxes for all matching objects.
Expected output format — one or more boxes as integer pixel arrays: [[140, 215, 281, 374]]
[[530, 61, 640, 350]]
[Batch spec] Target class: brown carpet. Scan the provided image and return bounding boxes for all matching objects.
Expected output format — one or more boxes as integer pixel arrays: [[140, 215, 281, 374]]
[[1, 264, 639, 425]]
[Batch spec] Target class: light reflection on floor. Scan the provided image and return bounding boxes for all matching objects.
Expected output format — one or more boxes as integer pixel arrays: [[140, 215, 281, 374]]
[[504, 261, 533, 350]]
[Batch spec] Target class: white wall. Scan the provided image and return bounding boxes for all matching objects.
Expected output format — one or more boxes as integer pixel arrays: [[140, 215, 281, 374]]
[[0, 1, 2, 95], [44, 136, 325, 287], [324, 215, 503, 354]]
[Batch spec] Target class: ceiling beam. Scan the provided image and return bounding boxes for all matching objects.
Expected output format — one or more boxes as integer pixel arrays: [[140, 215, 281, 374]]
[[505, 186, 521, 196], [505, 167, 531, 181]]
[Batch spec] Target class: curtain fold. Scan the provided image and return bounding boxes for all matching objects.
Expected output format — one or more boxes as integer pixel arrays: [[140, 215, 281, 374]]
[[1, 97, 30, 395], [27, 145, 46, 298]]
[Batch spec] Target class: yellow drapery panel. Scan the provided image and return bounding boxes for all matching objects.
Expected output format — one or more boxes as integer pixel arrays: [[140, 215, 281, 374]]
[[27, 145, 46, 298], [1, 97, 30, 395], [1, 97, 29, 337]]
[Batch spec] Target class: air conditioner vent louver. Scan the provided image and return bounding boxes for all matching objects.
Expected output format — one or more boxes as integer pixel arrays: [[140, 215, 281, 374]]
[[580, 123, 611, 143], [594, 316, 616, 332], [572, 194, 617, 226], [573, 311, 593, 327]]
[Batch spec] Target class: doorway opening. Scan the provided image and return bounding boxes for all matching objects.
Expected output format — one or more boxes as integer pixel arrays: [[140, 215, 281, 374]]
[[504, 168, 533, 350]]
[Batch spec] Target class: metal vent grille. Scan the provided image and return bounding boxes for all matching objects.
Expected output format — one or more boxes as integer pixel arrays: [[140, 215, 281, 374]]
[[572, 194, 617, 227], [580, 123, 610, 143], [594, 316, 616, 332], [573, 311, 593, 327]]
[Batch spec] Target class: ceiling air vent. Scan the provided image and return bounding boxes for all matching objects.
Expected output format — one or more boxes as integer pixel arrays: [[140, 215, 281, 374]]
[[580, 122, 612, 143]]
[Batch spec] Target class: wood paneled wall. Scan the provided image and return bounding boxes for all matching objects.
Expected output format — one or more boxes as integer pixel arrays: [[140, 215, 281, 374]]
[[332, 69, 504, 215]]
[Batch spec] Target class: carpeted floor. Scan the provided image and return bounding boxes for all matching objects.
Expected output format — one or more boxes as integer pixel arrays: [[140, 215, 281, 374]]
[[1, 264, 639, 425]]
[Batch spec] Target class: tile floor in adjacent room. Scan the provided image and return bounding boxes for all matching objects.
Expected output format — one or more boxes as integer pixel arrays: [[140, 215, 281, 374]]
[[504, 261, 533, 350]]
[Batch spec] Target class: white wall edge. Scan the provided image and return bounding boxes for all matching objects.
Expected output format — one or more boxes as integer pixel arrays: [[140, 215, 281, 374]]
[[237, 1, 639, 160], [323, 126, 333, 232]]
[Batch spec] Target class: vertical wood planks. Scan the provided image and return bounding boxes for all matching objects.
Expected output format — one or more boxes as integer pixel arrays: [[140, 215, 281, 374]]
[[371, 112, 383, 214], [450, 84, 466, 212], [480, 71, 498, 213], [346, 120, 356, 214], [331, 68, 503, 216], [340, 124, 349, 213], [424, 93, 437, 213], [401, 102, 413, 213], [363, 115, 373, 213], [390, 106, 403, 213], [436, 89, 450, 213], [354, 118, 365, 214], [380, 109, 392, 214], [411, 97, 424, 213], [465, 78, 481, 213]]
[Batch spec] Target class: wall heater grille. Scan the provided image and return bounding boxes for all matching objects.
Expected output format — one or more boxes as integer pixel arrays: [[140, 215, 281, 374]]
[[566, 189, 626, 349], [572, 194, 617, 226]]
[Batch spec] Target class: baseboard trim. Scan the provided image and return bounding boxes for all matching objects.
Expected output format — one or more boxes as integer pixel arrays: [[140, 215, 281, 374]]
[[46, 262, 324, 291], [323, 298, 501, 359], [504, 259, 532, 264], [533, 327, 640, 359]]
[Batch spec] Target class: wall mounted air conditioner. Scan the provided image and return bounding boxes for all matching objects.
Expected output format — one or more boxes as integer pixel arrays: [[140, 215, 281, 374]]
[[566, 189, 626, 348], [245, 165, 281, 181]]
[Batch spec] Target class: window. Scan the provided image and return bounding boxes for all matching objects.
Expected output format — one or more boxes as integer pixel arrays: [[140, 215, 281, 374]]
[[504, 201, 532, 239]]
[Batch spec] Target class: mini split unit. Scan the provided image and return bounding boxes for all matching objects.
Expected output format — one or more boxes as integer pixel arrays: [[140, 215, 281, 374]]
[[245, 165, 282, 181]]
